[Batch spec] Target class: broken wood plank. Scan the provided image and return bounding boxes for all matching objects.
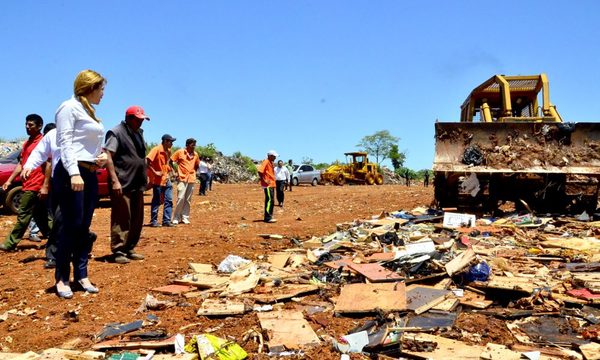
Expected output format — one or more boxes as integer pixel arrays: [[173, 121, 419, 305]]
[[152, 354, 198, 360], [0, 353, 39, 360], [40, 348, 105, 360], [335, 282, 406, 313], [480, 343, 522, 360], [580, 342, 600, 360], [431, 297, 459, 311], [197, 299, 247, 316], [323, 257, 355, 271], [92, 334, 178, 350], [257, 310, 320, 351], [445, 248, 475, 276], [406, 285, 451, 314], [248, 284, 319, 304], [541, 237, 600, 251], [347, 262, 403, 282], [459, 290, 493, 309]]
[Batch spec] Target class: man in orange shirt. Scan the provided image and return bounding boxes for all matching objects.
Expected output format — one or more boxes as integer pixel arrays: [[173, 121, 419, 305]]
[[257, 150, 278, 223], [171, 138, 200, 225], [146, 134, 175, 227]]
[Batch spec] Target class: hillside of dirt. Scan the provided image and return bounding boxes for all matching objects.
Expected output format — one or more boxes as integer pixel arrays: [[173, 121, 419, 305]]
[[0, 183, 433, 357]]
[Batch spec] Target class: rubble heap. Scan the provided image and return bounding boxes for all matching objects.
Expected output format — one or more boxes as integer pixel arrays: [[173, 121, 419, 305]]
[[0, 142, 20, 158], [209, 152, 258, 184], [11, 208, 598, 359]]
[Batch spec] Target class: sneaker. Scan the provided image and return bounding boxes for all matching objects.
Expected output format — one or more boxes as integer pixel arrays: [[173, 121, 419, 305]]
[[162, 222, 175, 227], [182, 219, 190, 224], [265, 219, 277, 223], [44, 259, 56, 269], [29, 233, 42, 242], [114, 253, 131, 264], [172, 220, 179, 225], [127, 251, 145, 260]]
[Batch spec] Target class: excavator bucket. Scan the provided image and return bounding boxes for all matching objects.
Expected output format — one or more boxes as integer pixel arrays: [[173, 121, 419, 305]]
[[433, 121, 600, 212]]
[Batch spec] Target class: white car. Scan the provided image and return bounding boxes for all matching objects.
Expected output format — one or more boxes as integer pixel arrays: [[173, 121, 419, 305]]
[[292, 164, 321, 186]]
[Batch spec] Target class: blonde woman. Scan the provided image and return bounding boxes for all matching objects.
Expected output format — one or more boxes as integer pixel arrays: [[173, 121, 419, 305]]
[[53, 70, 107, 299]]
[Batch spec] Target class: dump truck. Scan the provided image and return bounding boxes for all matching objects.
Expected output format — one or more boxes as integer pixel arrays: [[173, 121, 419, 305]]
[[433, 74, 600, 213], [321, 152, 384, 185]]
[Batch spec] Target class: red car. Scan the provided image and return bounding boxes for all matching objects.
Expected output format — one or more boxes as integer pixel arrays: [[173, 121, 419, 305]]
[[0, 150, 110, 214]]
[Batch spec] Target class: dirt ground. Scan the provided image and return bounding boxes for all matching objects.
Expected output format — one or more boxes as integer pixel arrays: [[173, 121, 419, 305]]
[[0, 183, 433, 357]]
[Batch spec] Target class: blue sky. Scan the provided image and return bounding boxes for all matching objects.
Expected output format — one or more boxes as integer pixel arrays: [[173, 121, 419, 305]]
[[1, 1, 599, 170]]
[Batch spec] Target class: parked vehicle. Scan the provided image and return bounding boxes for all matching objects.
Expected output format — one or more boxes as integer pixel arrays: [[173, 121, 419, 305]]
[[292, 164, 321, 186], [0, 150, 110, 214]]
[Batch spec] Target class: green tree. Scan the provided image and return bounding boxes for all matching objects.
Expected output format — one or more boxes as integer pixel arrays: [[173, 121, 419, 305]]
[[357, 130, 399, 165], [388, 144, 406, 171]]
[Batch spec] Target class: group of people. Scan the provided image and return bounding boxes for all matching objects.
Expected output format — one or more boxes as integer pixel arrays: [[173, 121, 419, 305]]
[[0, 70, 206, 298]]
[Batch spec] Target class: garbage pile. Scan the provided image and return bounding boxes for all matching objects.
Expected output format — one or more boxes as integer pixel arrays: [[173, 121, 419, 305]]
[[381, 167, 404, 184], [0, 142, 21, 158], [6, 208, 600, 359], [210, 152, 258, 184]]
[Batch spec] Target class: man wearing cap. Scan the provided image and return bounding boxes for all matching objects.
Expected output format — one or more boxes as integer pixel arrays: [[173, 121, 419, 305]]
[[104, 106, 150, 264], [171, 138, 200, 224], [257, 150, 278, 223], [147, 134, 176, 227]]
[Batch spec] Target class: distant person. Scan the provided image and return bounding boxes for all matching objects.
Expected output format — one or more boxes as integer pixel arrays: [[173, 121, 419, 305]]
[[423, 170, 429, 187], [171, 138, 200, 224], [207, 158, 214, 191], [258, 150, 278, 223], [285, 159, 294, 191], [0, 114, 52, 252], [53, 69, 107, 298], [275, 160, 290, 207], [197, 156, 210, 196], [147, 134, 176, 227], [104, 105, 150, 264]]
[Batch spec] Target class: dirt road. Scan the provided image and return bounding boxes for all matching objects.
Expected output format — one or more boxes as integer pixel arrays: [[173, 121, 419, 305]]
[[0, 183, 433, 356]]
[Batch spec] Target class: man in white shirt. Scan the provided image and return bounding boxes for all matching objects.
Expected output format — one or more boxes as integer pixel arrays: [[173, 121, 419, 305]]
[[274, 160, 290, 207]]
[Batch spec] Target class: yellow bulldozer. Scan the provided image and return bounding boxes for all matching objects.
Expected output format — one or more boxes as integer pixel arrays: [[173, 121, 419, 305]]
[[433, 73, 600, 213], [321, 152, 384, 185]]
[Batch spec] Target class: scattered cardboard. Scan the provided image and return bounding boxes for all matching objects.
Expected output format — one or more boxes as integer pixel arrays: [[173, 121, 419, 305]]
[[580, 342, 600, 360], [257, 310, 320, 351], [347, 262, 404, 282], [151, 284, 195, 295], [39, 348, 105, 359], [541, 237, 600, 251], [366, 252, 396, 262], [269, 253, 290, 268], [174, 273, 229, 289], [188, 263, 214, 274], [324, 257, 356, 271], [335, 282, 406, 313], [480, 343, 522, 360], [197, 299, 247, 316], [221, 264, 261, 296]]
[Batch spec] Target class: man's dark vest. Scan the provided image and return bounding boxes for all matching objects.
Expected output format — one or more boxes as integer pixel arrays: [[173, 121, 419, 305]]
[[108, 122, 147, 192]]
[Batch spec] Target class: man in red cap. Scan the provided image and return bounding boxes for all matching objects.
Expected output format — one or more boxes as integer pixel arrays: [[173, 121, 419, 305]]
[[103, 106, 150, 264]]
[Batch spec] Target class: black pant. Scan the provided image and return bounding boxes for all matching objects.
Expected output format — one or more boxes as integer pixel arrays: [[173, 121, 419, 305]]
[[275, 180, 285, 205], [198, 173, 208, 195], [263, 187, 274, 221]]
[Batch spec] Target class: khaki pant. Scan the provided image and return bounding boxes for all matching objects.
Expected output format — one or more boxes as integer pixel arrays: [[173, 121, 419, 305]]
[[110, 190, 144, 253]]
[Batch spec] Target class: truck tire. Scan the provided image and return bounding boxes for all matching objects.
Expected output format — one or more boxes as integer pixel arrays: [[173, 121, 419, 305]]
[[311, 178, 318, 186], [292, 177, 299, 186], [335, 174, 345, 186], [375, 174, 384, 185], [366, 173, 375, 185], [5, 186, 22, 215]]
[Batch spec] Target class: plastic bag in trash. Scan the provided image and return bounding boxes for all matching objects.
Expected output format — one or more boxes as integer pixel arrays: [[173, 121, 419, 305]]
[[217, 255, 251, 273], [466, 261, 491, 282]]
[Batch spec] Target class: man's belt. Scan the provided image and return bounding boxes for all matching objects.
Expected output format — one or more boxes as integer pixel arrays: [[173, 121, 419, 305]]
[[78, 161, 99, 172]]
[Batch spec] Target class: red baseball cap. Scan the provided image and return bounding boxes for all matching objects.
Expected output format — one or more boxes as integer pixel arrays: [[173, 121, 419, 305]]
[[125, 105, 150, 120]]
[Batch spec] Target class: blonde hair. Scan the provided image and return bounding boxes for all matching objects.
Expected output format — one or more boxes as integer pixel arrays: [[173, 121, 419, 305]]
[[73, 69, 106, 122]]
